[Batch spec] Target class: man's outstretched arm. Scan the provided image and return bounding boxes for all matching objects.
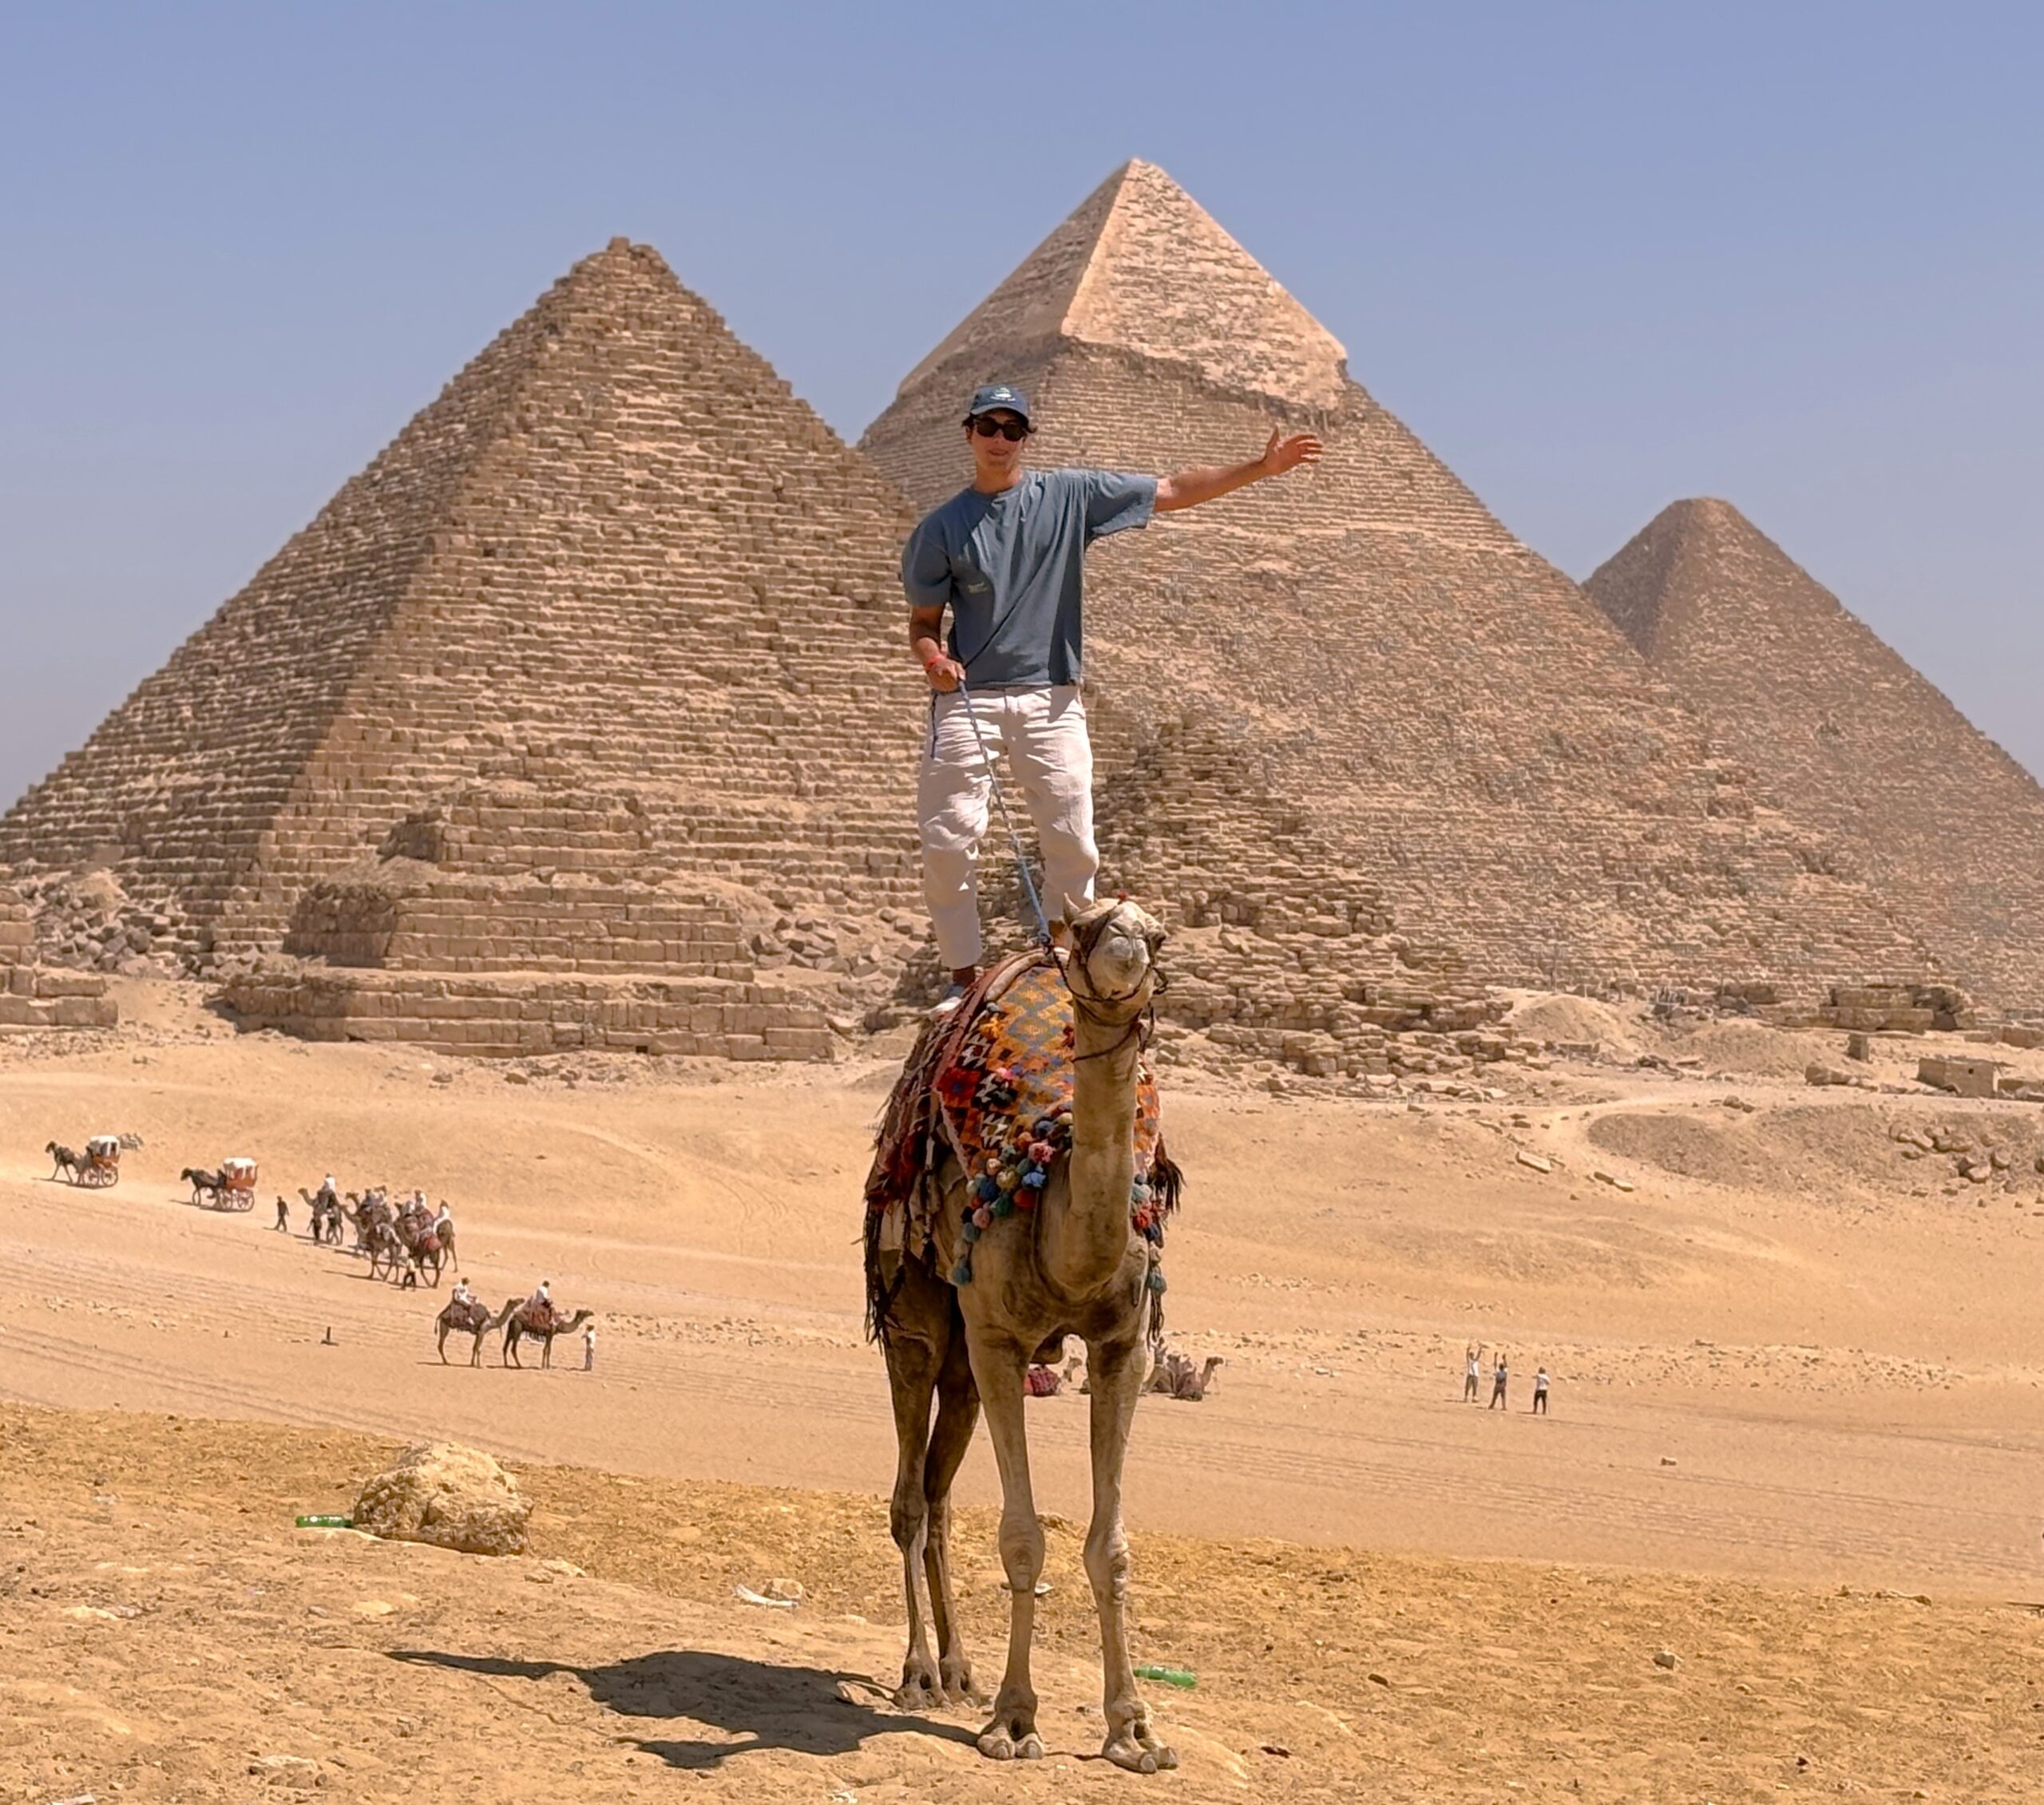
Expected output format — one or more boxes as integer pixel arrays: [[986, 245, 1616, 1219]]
[[1155, 429, 1323, 513]]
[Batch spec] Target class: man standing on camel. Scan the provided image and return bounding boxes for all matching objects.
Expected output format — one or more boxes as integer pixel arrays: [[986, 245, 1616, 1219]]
[[903, 382, 1321, 1006]]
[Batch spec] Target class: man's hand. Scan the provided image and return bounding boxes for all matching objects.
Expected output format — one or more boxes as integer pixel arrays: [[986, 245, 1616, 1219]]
[[925, 655, 965, 694], [1258, 428, 1323, 476], [1156, 429, 1327, 512]]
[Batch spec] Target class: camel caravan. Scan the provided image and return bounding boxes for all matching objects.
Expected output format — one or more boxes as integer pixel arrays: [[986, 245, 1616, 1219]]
[[434, 1284, 592, 1368], [287, 1177, 458, 1288]]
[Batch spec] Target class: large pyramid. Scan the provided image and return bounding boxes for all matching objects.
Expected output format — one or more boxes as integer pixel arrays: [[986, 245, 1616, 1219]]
[[1586, 500, 2044, 1012], [863, 161, 1939, 1026], [0, 240, 933, 1057]]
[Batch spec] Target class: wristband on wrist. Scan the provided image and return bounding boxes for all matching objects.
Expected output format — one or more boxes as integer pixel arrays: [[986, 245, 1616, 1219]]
[[921, 650, 948, 671]]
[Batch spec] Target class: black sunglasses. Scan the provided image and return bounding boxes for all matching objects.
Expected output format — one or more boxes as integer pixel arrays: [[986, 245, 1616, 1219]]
[[969, 415, 1030, 441]]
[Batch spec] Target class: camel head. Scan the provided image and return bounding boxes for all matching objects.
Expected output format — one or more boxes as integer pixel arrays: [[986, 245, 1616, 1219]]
[[1061, 897, 1166, 1015]]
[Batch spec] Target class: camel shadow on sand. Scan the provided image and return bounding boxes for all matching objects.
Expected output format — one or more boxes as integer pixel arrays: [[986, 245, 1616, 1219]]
[[391, 1646, 976, 1770]]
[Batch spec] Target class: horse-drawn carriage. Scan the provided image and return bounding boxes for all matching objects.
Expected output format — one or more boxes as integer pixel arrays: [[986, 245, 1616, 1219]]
[[218, 1157, 258, 1213], [79, 1135, 121, 1188]]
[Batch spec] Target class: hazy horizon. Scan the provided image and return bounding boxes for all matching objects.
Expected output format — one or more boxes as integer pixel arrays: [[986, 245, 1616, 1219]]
[[3, 2, 2038, 806]]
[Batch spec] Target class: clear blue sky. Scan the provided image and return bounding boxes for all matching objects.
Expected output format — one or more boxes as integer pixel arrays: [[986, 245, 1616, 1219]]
[[3, 2, 2038, 806]]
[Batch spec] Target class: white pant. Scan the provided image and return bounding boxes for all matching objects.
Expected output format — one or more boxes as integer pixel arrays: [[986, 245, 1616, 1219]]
[[918, 684, 1097, 970]]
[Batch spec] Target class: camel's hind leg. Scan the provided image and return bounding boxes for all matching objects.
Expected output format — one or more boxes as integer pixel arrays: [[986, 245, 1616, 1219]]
[[922, 1313, 981, 1704], [881, 1269, 949, 1709]]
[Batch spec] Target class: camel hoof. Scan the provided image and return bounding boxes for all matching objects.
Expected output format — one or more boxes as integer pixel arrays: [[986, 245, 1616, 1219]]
[[1016, 1733, 1044, 1760], [894, 1661, 941, 1712], [1103, 1733, 1178, 1774], [977, 1730, 1016, 1762], [940, 1658, 979, 1707]]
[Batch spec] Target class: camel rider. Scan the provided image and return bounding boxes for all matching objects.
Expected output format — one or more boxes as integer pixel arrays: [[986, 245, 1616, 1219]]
[[903, 382, 1323, 1003], [317, 1174, 338, 1206], [528, 1279, 553, 1330], [432, 1201, 454, 1237], [450, 1277, 473, 1309]]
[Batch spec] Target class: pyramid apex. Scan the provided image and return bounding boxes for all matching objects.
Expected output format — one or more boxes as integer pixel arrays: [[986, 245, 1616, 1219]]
[[897, 161, 1346, 409], [1650, 496, 1753, 535]]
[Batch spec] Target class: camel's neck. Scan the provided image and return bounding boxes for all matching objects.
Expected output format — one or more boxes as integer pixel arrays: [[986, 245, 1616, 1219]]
[[1039, 1002, 1143, 1299]]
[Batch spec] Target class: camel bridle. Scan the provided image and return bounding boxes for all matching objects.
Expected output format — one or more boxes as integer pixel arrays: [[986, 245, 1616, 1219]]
[[1067, 904, 1167, 1063]]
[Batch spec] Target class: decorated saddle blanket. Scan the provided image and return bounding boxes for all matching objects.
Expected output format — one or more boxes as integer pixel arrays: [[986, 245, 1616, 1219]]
[[862, 952, 1180, 1341]]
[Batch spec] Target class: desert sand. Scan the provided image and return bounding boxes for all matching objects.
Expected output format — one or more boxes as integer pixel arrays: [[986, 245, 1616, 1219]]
[[4, 982, 2043, 1798]]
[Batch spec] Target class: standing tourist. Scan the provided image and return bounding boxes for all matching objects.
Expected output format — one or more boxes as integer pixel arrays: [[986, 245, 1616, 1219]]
[[1488, 1352, 1509, 1411], [1464, 1344, 1483, 1403], [1532, 1367, 1551, 1415], [902, 383, 1322, 1003], [582, 1320, 596, 1372]]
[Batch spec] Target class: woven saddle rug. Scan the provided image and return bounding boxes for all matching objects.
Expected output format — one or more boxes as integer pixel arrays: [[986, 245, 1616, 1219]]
[[863, 950, 1180, 1342]]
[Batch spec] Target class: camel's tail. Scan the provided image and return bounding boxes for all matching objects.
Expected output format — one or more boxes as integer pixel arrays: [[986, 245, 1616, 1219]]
[[1145, 1138, 1185, 1350], [862, 1198, 904, 1348]]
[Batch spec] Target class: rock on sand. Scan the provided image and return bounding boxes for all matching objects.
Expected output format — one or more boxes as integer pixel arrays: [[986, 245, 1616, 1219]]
[[352, 1441, 532, 1556]]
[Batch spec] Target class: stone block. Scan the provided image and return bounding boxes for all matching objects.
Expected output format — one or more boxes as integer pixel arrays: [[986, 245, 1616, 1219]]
[[34, 970, 107, 999], [1918, 1055, 1999, 1098]]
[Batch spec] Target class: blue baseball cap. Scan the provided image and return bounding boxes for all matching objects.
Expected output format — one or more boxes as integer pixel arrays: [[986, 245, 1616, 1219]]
[[965, 382, 1032, 423]]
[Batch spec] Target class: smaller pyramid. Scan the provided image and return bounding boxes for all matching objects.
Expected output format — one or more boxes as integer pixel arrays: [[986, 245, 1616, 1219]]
[[897, 159, 1348, 410], [1586, 500, 2044, 1011], [2, 238, 936, 1057]]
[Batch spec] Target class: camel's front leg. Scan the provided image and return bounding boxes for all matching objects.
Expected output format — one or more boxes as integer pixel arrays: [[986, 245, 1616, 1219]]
[[965, 1333, 1044, 1760], [1085, 1332, 1178, 1774]]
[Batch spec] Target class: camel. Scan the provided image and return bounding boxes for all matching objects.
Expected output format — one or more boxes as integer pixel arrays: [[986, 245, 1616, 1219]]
[[873, 897, 1178, 1774], [391, 1213, 454, 1287], [339, 1193, 393, 1254], [46, 1142, 81, 1182], [350, 1217, 405, 1283], [501, 1300, 592, 1369], [180, 1166, 224, 1205], [1147, 1351, 1223, 1402], [297, 1188, 344, 1247], [435, 1296, 514, 1366]]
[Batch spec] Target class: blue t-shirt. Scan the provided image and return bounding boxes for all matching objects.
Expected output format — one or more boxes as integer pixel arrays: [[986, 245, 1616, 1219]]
[[901, 467, 1157, 687]]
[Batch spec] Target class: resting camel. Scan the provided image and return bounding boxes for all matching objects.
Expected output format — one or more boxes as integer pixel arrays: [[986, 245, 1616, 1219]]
[[1147, 1351, 1224, 1402], [180, 1166, 224, 1205], [46, 1142, 81, 1182], [501, 1300, 592, 1370], [873, 897, 1178, 1773], [435, 1296, 514, 1366]]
